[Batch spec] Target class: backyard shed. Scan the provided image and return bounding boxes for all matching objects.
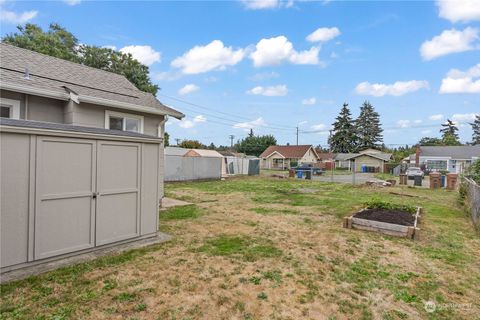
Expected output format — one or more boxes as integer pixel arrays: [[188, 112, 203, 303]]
[[0, 118, 163, 271]]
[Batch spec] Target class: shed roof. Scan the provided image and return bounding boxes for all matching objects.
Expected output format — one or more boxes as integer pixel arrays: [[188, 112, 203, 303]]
[[189, 149, 224, 158], [0, 118, 160, 140], [0, 43, 184, 119], [260, 145, 315, 159]]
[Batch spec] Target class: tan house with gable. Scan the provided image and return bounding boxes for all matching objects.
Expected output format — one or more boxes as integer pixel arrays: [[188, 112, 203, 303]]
[[340, 148, 392, 173], [260, 145, 320, 169]]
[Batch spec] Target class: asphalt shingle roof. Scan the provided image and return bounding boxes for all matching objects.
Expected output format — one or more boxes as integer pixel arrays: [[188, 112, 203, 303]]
[[419, 146, 480, 159], [260, 145, 314, 159], [0, 43, 183, 119]]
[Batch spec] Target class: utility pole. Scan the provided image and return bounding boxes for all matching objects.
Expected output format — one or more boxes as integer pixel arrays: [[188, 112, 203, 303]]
[[229, 135, 235, 148], [175, 138, 181, 146], [296, 126, 299, 145]]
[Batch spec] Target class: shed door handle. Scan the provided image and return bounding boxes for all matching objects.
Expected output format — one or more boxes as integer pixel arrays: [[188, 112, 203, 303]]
[[92, 192, 99, 199]]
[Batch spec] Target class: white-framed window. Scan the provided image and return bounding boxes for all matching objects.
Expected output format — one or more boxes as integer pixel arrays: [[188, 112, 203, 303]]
[[105, 110, 144, 133], [0, 98, 20, 119]]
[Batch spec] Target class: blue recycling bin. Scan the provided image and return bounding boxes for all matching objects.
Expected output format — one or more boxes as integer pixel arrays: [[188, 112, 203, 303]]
[[361, 165, 367, 173], [297, 170, 303, 179], [441, 175, 446, 188]]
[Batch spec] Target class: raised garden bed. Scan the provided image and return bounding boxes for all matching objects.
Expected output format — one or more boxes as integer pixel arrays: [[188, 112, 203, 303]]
[[343, 202, 422, 239]]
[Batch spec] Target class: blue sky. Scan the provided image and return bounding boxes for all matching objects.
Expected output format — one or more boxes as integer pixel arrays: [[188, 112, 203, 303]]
[[1, 0, 479, 147]]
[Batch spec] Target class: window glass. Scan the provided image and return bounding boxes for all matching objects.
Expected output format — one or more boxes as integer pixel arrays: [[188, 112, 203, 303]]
[[426, 160, 447, 170], [0, 106, 11, 118], [109, 116, 123, 130], [125, 118, 140, 132]]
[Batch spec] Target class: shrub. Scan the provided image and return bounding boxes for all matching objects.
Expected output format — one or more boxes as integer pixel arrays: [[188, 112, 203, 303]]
[[364, 199, 416, 213], [467, 159, 480, 184]]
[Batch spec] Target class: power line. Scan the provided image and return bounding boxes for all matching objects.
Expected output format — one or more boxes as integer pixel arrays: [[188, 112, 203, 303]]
[[159, 93, 296, 130]]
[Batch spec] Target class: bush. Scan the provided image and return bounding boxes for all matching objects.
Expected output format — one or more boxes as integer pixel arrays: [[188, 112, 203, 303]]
[[364, 199, 416, 213], [467, 159, 480, 184]]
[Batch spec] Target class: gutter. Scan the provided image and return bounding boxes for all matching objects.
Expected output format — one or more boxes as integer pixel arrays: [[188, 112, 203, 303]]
[[0, 81, 184, 119]]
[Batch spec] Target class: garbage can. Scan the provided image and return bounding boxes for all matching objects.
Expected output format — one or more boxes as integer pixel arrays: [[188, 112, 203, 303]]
[[297, 170, 303, 179], [414, 175, 422, 187], [446, 173, 458, 190], [361, 165, 366, 173], [305, 170, 312, 180], [440, 175, 446, 188], [429, 172, 441, 189], [289, 169, 295, 178]]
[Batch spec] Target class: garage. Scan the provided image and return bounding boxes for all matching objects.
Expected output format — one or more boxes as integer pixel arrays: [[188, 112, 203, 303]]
[[0, 119, 162, 271]]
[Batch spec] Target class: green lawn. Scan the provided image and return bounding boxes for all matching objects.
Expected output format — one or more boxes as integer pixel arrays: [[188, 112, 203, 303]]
[[1, 176, 479, 320]]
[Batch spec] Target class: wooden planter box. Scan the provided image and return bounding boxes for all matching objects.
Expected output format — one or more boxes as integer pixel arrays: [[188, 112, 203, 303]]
[[343, 207, 422, 239]]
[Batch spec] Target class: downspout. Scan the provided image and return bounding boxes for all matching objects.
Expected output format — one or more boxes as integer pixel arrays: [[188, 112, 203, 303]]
[[25, 94, 29, 120], [158, 115, 168, 141]]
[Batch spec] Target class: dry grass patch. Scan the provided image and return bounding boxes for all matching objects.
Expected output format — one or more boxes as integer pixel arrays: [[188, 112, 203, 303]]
[[1, 176, 479, 320]]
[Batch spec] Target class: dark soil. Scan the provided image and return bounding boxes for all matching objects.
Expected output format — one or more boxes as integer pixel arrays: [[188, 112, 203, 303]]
[[354, 208, 415, 226]]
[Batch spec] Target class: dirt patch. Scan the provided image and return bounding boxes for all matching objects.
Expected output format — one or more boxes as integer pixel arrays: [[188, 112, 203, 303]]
[[354, 208, 415, 226]]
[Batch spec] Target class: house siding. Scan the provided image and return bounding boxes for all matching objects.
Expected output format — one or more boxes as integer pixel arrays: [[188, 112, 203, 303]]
[[0, 89, 164, 136], [353, 155, 385, 172], [300, 148, 318, 163]]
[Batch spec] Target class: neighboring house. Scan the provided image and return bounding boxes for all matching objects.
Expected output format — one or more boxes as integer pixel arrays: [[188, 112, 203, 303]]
[[334, 148, 392, 173], [0, 44, 184, 271], [260, 145, 320, 169], [405, 145, 480, 174]]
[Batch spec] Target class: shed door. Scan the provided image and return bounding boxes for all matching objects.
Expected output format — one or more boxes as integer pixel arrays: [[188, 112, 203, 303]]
[[96, 141, 141, 246], [35, 137, 96, 260]]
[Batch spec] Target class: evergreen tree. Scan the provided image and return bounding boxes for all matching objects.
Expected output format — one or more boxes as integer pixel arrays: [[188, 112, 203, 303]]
[[328, 103, 357, 153], [470, 114, 480, 145], [164, 132, 170, 146], [354, 101, 383, 150], [440, 119, 460, 145]]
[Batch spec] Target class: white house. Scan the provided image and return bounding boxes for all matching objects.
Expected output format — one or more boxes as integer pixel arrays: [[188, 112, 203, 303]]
[[406, 145, 480, 173]]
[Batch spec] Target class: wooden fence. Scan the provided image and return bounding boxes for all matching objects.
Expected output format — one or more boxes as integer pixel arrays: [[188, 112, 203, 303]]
[[463, 177, 480, 230]]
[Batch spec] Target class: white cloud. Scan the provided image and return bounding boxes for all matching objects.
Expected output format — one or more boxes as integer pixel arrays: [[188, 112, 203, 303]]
[[397, 120, 422, 128], [306, 27, 341, 43], [439, 63, 480, 94], [120, 45, 161, 66], [311, 123, 327, 131], [63, 0, 81, 5], [452, 113, 478, 122], [178, 120, 195, 129], [0, 9, 37, 24], [193, 115, 206, 123], [151, 70, 183, 82], [437, 0, 480, 23], [241, 0, 294, 10], [397, 120, 412, 128], [302, 97, 316, 105], [178, 84, 200, 95], [355, 80, 429, 97], [250, 36, 320, 67], [420, 27, 479, 60], [171, 40, 245, 74], [246, 85, 288, 96], [233, 117, 267, 131], [249, 71, 280, 81], [429, 114, 444, 121], [178, 115, 207, 129]]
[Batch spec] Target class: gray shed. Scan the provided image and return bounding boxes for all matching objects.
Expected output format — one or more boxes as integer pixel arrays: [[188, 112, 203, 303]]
[[0, 118, 163, 271]]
